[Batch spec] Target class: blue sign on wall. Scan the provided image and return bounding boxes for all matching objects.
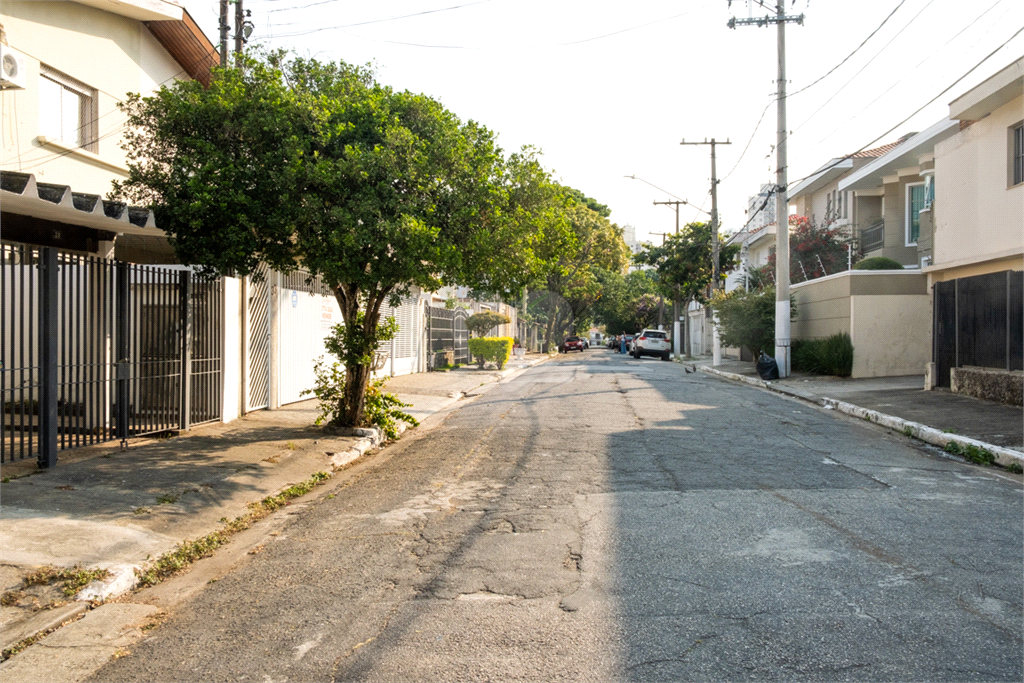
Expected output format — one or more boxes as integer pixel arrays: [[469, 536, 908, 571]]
[[291, 290, 298, 308]]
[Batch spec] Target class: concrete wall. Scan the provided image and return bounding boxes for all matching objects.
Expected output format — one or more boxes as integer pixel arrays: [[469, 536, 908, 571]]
[[932, 94, 1024, 276], [791, 270, 929, 378], [0, 1, 186, 196]]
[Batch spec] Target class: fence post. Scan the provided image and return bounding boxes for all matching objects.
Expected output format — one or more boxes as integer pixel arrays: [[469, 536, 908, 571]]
[[115, 262, 130, 444], [179, 271, 192, 431], [37, 248, 58, 468]]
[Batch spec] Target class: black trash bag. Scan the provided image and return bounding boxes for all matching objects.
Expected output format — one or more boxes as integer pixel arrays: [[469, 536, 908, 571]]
[[756, 351, 780, 380]]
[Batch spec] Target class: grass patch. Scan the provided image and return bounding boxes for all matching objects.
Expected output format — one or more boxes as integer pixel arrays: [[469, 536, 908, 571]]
[[133, 507, 151, 515], [155, 493, 180, 505], [22, 565, 111, 597], [1006, 462, 1023, 474], [944, 441, 995, 466], [135, 471, 332, 588]]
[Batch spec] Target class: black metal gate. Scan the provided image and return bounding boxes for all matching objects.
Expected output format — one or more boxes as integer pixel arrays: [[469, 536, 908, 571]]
[[2, 244, 223, 467], [427, 306, 469, 368], [933, 269, 1023, 387]]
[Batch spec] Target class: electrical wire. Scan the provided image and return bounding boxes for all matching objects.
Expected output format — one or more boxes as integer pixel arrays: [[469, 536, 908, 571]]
[[263, 1, 714, 47], [739, 20, 1024, 227], [267, 0, 496, 37], [721, 98, 773, 182], [785, 0, 907, 99], [723, 0, 917, 183], [790, 0, 1009, 167]]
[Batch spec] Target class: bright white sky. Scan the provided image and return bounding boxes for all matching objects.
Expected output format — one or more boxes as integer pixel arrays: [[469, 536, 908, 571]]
[[182, 0, 1024, 245]]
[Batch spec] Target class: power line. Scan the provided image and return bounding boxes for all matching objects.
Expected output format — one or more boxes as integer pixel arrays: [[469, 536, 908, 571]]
[[790, 0, 1009, 167], [786, 0, 937, 138], [737, 19, 1024, 224], [263, 1, 714, 46], [723, 0, 915, 183], [785, 0, 907, 99]]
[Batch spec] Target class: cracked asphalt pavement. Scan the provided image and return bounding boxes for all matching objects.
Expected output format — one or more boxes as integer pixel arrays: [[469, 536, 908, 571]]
[[92, 350, 1023, 681]]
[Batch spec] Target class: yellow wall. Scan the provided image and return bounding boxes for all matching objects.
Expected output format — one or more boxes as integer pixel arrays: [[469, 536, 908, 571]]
[[0, 1, 185, 195]]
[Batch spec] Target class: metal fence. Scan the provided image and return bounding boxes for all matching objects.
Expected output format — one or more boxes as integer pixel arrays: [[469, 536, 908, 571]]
[[933, 269, 1023, 388], [2, 244, 223, 467], [427, 306, 469, 368], [859, 219, 885, 254]]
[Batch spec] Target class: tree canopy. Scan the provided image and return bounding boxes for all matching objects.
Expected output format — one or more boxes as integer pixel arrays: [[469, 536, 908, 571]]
[[114, 53, 558, 425], [632, 222, 741, 304]]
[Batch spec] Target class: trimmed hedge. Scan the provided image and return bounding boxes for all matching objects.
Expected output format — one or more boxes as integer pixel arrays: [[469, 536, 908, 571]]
[[468, 337, 513, 369], [853, 256, 904, 270], [792, 333, 854, 377]]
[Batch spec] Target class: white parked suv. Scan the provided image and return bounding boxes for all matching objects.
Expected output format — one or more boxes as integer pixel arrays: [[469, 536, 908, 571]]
[[630, 329, 671, 360]]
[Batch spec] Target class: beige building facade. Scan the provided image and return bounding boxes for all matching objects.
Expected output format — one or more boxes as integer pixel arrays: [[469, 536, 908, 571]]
[[1, 0, 216, 258], [928, 55, 1024, 285]]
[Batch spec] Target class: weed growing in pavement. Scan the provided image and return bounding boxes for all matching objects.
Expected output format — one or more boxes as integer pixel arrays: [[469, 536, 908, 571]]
[[285, 442, 298, 450], [22, 565, 111, 597], [902, 426, 915, 437], [944, 441, 995, 466], [1007, 462, 1023, 474], [156, 493, 180, 505], [0, 590, 23, 606], [133, 507, 151, 515], [135, 471, 332, 587]]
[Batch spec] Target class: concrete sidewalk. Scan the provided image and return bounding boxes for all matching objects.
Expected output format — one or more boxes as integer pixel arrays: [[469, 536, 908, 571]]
[[688, 356, 1024, 463], [0, 353, 550, 670]]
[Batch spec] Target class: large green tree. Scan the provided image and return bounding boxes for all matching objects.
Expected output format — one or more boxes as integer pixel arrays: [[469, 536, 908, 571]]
[[114, 54, 553, 426], [529, 199, 629, 346]]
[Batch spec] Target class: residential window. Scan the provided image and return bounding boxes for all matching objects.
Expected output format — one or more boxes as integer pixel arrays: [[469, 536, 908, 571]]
[[38, 66, 96, 152], [906, 182, 925, 246], [1014, 123, 1023, 186]]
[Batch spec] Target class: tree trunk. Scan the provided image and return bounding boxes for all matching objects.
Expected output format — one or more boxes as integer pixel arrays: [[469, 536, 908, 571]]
[[545, 297, 559, 353], [332, 286, 382, 428]]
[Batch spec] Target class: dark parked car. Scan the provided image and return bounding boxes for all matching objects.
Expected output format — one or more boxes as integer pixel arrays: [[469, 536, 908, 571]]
[[559, 336, 585, 353]]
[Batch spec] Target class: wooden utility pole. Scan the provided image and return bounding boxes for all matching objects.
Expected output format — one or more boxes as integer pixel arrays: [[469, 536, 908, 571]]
[[728, 0, 804, 377], [234, 0, 245, 67], [219, 0, 229, 67], [680, 137, 731, 365]]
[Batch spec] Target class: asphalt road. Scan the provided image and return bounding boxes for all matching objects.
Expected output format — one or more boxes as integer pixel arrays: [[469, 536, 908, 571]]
[[93, 350, 1024, 682]]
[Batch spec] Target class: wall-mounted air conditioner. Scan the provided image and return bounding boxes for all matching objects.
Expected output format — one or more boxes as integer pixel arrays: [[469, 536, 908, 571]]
[[0, 45, 27, 90]]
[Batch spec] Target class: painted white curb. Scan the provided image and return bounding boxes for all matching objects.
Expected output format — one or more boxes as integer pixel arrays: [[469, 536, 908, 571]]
[[699, 366, 1024, 468], [76, 564, 140, 602]]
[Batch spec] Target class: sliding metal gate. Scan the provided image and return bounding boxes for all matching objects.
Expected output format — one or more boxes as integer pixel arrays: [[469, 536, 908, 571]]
[[245, 267, 271, 412], [427, 306, 469, 369], [2, 244, 223, 467]]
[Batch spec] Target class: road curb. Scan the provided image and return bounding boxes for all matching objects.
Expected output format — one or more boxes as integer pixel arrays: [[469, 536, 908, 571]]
[[698, 366, 1024, 468]]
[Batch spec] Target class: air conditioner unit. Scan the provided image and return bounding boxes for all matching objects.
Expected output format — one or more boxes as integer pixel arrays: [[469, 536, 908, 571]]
[[0, 46, 27, 90]]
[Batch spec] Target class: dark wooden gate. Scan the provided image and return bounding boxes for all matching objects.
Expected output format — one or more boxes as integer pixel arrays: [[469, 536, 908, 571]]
[[932, 270, 1023, 387]]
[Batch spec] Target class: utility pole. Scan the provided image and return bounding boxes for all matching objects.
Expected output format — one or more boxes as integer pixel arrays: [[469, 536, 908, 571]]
[[219, 0, 229, 67], [680, 137, 731, 366], [728, 0, 803, 377], [234, 0, 244, 67]]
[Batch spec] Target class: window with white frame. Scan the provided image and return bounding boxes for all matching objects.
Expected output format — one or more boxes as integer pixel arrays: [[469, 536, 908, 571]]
[[906, 182, 925, 246], [1013, 123, 1023, 186], [38, 66, 97, 152]]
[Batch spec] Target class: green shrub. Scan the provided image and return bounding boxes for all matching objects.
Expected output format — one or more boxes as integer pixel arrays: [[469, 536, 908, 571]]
[[791, 333, 854, 377], [468, 337, 513, 369], [466, 311, 512, 338], [710, 287, 796, 358], [303, 360, 417, 438], [853, 257, 904, 270]]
